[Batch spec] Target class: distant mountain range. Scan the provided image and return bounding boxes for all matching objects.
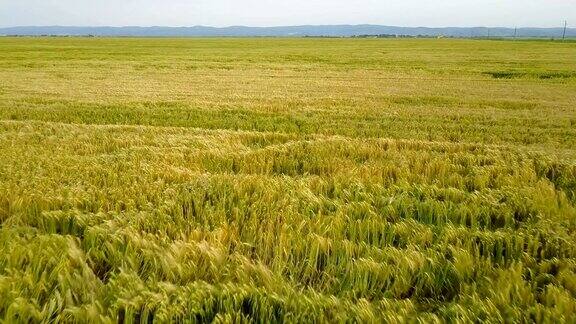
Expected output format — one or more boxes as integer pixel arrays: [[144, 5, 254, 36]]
[[0, 25, 574, 38]]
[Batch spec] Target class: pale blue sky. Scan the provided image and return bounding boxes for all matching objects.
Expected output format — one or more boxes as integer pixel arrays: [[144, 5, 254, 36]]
[[1, 0, 574, 28]]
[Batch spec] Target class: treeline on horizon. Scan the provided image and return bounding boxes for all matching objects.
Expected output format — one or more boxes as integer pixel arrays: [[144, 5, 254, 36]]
[[0, 25, 574, 38]]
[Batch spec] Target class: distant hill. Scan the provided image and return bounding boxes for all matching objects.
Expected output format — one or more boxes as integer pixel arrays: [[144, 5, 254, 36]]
[[0, 25, 574, 38]]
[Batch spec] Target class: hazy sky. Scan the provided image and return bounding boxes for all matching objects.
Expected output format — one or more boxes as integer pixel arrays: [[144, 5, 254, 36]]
[[1, 0, 574, 28]]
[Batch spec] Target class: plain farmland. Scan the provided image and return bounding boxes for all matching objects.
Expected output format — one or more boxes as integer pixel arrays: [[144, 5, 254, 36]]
[[0, 37, 575, 322]]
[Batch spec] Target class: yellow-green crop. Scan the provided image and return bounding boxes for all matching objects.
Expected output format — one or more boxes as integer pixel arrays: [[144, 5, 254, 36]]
[[0, 37, 575, 322]]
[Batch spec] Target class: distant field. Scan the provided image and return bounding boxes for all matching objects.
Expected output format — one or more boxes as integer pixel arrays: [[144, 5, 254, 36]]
[[0, 37, 575, 322]]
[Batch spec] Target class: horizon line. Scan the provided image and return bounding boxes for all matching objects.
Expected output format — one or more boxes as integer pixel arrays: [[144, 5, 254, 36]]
[[0, 24, 572, 30]]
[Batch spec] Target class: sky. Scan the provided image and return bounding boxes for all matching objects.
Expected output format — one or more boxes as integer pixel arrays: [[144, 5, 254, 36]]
[[0, 0, 574, 28]]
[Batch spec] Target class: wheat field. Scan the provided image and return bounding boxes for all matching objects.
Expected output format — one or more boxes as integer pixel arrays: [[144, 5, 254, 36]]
[[0, 37, 575, 322]]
